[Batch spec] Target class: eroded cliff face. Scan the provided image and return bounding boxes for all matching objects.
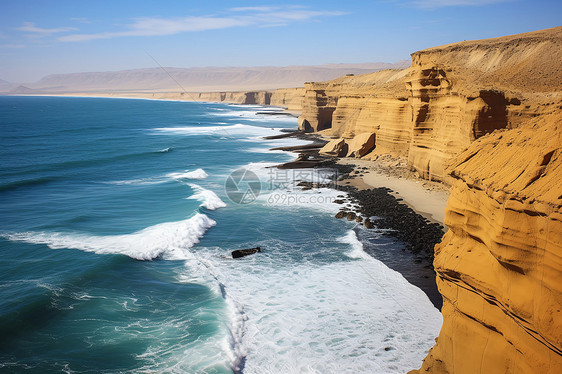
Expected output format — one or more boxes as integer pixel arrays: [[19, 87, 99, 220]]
[[298, 27, 562, 373], [302, 26, 562, 181], [412, 110, 562, 374], [270, 87, 306, 112], [146, 88, 306, 112], [188, 91, 273, 105], [128, 90, 276, 105]]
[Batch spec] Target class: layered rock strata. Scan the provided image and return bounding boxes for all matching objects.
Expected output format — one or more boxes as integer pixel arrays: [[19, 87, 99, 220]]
[[305, 27, 562, 373], [411, 110, 562, 374], [114, 88, 307, 111], [301, 26, 562, 181], [270, 87, 306, 112]]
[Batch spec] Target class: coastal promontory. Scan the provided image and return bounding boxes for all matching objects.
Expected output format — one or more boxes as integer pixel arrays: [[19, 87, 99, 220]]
[[296, 26, 562, 373]]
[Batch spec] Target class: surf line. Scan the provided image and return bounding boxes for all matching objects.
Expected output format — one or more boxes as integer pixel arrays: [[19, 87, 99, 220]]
[[188, 251, 248, 373]]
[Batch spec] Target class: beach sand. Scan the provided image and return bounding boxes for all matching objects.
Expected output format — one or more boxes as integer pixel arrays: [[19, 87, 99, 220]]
[[336, 158, 449, 225]]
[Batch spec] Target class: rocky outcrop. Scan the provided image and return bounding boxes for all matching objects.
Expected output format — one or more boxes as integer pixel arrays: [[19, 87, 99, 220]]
[[270, 87, 306, 112], [411, 110, 562, 374], [319, 137, 348, 157], [298, 69, 409, 134], [320, 133, 376, 158], [87, 91, 276, 105], [185, 91, 272, 105], [346, 132, 376, 158], [298, 26, 562, 181]]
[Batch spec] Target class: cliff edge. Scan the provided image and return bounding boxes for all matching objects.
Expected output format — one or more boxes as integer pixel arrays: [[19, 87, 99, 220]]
[[300, 26, 562, 182], [299, 26, 562, 373], [411, 109, 562, 374]]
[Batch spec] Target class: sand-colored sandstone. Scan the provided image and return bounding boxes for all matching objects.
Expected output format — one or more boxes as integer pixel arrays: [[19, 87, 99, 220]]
[[345, 132, 376, 158], [298, 27, 562, 374], [319, 137, 348, 157], [411, 110, 562, 374], [298, 26, 562, 182]]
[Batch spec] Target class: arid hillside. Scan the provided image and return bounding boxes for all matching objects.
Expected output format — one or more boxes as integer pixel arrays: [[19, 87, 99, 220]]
[[4, 62, 409, 94]]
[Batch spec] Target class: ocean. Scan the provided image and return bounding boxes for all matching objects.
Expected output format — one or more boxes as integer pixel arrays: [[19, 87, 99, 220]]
[[0, 96, 441, 373]]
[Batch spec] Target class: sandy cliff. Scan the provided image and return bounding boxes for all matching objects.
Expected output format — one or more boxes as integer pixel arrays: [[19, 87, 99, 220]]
[[70, 90, 276, 106], [412, 110, 562, 374], [270, 87, 306, 112], [300, 27, 562, 373], [300, 27, 562, 181]]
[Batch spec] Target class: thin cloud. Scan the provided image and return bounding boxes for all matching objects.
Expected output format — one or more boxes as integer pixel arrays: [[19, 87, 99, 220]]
[[230, 6, 281, 12], [57, 7, 347, 42], [409, 0, 513, 8], [0, 43, 26, 49], [70, 17, 92, 24], [18, 22, 76, 36], [58, 16, 250, 42]]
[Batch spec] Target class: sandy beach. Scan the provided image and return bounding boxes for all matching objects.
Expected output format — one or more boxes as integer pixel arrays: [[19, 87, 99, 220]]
[[336, 158, 449, 225]]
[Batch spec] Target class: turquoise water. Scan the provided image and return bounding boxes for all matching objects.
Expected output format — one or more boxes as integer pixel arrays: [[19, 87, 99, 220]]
[[0, 96, 441, 373]]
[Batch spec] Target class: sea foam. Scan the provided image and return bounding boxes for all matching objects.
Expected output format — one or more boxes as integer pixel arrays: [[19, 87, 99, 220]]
[[187, 184, 227, 210], [167, 168, 209, 180], [107, 168, 209, 186], [181, 233, 442, 374], [151, 123, 281, 138], [339, 229, 373, 260], [2, 213, 216, 261], [237, 162, 345, 213]]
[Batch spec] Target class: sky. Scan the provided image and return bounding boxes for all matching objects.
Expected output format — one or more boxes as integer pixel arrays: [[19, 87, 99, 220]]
[[0, 0, 560, 83]]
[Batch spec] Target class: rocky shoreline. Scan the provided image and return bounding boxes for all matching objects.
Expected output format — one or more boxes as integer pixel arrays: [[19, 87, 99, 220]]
[[271, 131, 445, 309]]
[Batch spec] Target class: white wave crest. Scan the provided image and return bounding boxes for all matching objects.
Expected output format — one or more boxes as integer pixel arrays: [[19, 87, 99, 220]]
[[106, 178, 165, 186], [338, 230, 372, 260], [187, 184, 227, 210], [151, 123, 281, 137], [106, 168, 208, 186], [2, 213, 216, 260], [167, 168, 209, 180]]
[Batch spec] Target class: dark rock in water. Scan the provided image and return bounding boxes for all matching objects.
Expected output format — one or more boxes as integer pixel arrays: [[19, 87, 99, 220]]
[[333, 199, 345, 204], [356, 216, 363, 223], [262, 130, 302, 139], [346, 212, 357, 221], [232, 247, 262, 259], [364, 219, 374, 229], [297, 181, 329, 190], [335, 211, 346, 219], [277, 159, 322, 169]]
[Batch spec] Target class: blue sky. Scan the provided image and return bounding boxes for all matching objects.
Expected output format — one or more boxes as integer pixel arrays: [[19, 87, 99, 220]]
[[1, 0, 560, 82]]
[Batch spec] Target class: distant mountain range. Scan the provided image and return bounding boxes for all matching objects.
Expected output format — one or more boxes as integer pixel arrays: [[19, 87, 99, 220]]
[[0, 78, 16, 92], [2, 62, 410, 94]]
